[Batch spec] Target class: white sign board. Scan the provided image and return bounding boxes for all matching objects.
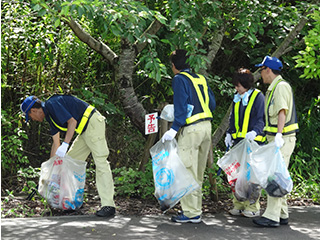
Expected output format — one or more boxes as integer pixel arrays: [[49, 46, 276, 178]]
[[145, 112, 158, 135]]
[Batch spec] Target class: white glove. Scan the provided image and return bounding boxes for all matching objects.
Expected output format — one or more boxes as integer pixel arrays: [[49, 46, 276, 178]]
[[245, 130, 257, 141], [275, 133, 284, 148], [56, 142, 69, 158], [161, 128, 177, 143], [224, 133, 234, 147]]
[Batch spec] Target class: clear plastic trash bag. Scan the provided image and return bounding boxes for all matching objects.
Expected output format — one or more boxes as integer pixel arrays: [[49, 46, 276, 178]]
[[249, 142, 293, 197], [38, 155, 87, 209], [150, 139, 200, 212]]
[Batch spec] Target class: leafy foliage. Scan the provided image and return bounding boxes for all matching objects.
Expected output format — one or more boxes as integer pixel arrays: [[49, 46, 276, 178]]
[[294, 10, 320, 79]]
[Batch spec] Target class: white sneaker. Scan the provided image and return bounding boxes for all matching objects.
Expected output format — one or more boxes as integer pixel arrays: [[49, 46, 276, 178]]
[[229, 208, 242, 216], [242, 210, 260, 218]]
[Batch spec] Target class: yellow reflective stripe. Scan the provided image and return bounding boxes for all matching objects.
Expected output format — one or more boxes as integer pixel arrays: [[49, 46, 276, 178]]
[[50, 117, 68, 132], [241, 90, 259, 134], [50, 105, 95, 134], [232, 102, 240, 139], [77, 105, 95, 134], [264, 123, 299, 134], [265, 79, 283, 129], [186, 112, 212, 124], [180, 72, 213, 124], [232, 89, 260, 139], [254, 135, 266, 142]]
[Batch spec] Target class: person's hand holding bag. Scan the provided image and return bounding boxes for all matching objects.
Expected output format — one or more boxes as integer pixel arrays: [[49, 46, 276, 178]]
[[161, 128, 177, 143], [275, 133, 284, 148], [56, 142, 69, 158], [245, 130, 257, 141]]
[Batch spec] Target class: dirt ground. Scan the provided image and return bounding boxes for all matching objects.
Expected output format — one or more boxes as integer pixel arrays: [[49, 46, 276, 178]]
[[1, 190, 317, 219]]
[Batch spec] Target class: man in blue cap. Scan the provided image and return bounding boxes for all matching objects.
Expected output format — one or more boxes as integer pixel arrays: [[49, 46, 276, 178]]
[[21, 95, 116, 218], [253, 56, 299, 227]]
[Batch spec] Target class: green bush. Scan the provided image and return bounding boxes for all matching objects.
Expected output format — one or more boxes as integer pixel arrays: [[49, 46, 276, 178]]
[[112, 161, 154, 199], [1, 109, 29, 177]]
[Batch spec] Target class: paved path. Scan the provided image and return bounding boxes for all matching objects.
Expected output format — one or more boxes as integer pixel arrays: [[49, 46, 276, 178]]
[[1, 206, 320, 240]]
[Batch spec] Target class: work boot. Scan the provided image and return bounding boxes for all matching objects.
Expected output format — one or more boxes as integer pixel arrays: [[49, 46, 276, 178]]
[[96, 206, 115, 217]]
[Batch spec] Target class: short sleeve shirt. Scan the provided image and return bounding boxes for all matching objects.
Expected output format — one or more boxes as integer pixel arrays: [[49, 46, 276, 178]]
[[265, 75, 294, 127], [42, 95, 90, 136]]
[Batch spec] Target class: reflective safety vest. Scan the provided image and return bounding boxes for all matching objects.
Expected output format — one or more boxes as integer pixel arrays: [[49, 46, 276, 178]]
[[232, 89, 266, 143], [179, 72, 213, 125], [264, 79, 299, 135], [50, 105, 95, 134]]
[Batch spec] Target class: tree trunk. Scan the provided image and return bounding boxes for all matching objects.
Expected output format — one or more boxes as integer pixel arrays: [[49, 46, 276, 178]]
[[116, 41, 146, 134]]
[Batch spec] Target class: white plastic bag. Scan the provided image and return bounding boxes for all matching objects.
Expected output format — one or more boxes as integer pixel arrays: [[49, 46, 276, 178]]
[[159, 104, 194, 122], [150, 139, 200, 212], [217, 139, 261, 202], [38, 155, 87, 209], [249, 142, 293, 197]]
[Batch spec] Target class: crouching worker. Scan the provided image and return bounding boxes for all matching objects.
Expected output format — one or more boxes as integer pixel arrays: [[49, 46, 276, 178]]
[[21, 94, 116, 218]]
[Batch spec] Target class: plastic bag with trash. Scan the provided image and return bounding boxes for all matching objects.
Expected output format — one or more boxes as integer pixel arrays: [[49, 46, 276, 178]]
[[38, 155, 87, 209], [150, 139, 200, 212]]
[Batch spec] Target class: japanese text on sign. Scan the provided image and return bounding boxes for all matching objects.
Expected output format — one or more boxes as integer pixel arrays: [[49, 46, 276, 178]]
[[145, 112, 158, 135]]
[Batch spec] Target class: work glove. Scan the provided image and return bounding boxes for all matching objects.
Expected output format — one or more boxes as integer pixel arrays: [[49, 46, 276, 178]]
[[245, 130, 257, 141], [56, 142, 69, 158], [224, 133, 234, 148], [274, 133, 284, 148], [161, 128, 177, 143]]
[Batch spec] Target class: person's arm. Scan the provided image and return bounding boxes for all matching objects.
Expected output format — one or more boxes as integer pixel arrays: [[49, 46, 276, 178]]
[[54, 117, 77, 157], [64, 117, 77, 144], [51, 132, 60, 157], [277, 109, 286, 133]]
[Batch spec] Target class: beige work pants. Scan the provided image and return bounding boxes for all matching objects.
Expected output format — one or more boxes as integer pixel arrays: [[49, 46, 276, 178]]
[[67, 112, 115, 207], [262, 135, 296, 222], [177, 120, 212, 218]]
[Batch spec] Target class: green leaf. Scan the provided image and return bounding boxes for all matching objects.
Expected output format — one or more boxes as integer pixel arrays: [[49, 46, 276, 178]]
[[232, 32, 245, 41]]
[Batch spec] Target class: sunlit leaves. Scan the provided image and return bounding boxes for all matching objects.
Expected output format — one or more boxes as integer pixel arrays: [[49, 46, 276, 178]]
[[294, 10, 320, 79]]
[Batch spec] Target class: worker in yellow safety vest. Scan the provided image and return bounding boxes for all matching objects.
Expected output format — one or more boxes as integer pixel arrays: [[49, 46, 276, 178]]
[[225, 68, 266, 218], [21, 94, 116, 218], [162, 49, 216, 223], [253, 56, 298, 227]]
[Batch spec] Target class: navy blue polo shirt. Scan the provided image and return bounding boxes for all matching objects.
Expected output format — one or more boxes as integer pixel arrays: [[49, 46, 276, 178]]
[[171, 69, 216, 131], [42, 95, 92, 136]]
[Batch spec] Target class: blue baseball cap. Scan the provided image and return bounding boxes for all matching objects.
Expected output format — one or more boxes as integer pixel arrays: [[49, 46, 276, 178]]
[[20, 96, 38, 122], [255, 56, 283, 70]]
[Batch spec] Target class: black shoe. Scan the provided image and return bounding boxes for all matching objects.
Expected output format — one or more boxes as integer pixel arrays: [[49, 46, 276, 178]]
[[280, 218, 289, 225], [253, 217, 280, 227], [96, 206, 115, 217]]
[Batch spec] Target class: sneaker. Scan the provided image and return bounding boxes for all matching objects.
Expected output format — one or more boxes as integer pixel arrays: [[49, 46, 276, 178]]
[[229, 208, 243, 216], [171, 213, 202, 223], [96, 206, 115, 217], [242, 210, 260, 218]]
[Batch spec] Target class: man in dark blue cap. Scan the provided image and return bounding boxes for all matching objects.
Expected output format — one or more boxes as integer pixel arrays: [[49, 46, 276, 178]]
[[21, 95, 116, 218], [253, 56, 299, 227]]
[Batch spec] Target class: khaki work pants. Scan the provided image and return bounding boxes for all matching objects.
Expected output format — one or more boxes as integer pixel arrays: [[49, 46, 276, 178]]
[[232, 196, 261, 212], [67, 112, 115, 207], [262, 135, 296, 222], [177, 120, 212, 218]]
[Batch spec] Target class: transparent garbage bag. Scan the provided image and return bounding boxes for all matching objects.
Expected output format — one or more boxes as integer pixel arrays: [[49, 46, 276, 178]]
[[159, 104, 194, 122], [217, 139, 261, 203], [234, 161, 261, 204], [149, 139, 200, 212], [249, 142, 293, 197], [217, 139, 259, 193], [38, 155, 87, 209]]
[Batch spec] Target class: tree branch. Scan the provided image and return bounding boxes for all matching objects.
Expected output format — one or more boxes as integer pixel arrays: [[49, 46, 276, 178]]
[[134, 19, 163, 53], [66, 18, 118, 65]]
